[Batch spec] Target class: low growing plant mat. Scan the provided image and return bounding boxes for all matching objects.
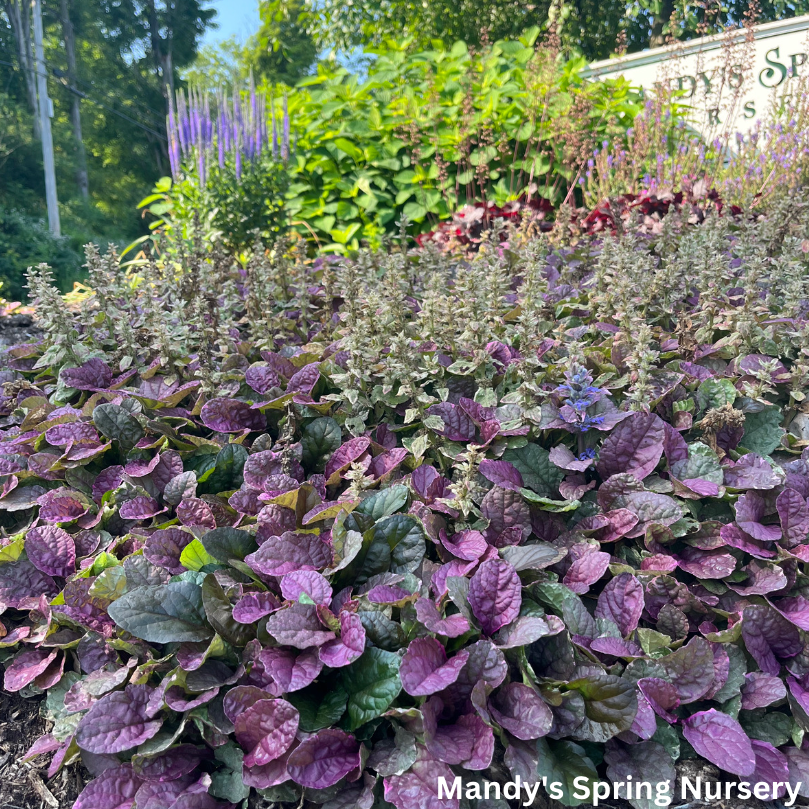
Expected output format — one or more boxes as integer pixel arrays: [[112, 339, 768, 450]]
[[3, 199, 809, 808]]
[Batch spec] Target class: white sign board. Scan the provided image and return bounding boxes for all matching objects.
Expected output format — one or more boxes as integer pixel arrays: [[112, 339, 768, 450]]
[[582, 15, 809, 136]]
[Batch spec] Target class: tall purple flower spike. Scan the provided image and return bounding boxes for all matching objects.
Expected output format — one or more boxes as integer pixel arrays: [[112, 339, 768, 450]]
[[166, 80, 279, 184]]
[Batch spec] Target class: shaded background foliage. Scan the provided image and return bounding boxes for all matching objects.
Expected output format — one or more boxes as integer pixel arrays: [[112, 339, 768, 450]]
[[303, 0, 809, 58], [152, 33, 642, 254], [2, 0, 809, 299], [0, 0, 213, 298]]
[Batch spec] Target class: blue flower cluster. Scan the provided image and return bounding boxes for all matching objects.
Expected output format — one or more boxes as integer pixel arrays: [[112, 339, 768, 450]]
[[554, 364, 606, 432]]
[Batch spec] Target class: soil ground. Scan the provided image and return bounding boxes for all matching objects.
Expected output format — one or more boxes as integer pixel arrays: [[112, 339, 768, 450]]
[[0, 690, 85, 809]]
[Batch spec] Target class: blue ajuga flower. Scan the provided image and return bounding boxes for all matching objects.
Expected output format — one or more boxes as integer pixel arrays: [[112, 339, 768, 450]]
[[555, 365, 603, 409], [578, 414, 605, 432], [554, 363, 606, 432]]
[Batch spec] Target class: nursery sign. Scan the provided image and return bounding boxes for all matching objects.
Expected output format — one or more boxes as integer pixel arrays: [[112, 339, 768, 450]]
[[583, 14, 809, 135], [438, 775, 805, 807]]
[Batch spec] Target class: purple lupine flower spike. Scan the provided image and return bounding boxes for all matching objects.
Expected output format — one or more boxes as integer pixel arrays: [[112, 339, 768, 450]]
[[235, 120, 242, 181], [272, 93, 279, 159], [256, 94, 264, 157], [250, 73, 260, 159], [167, 102, 179, 178], [177, 91, 188, 153], [204, 94, 212, 150], [166, 79, 279, 183], [282, 93, 290, 162]]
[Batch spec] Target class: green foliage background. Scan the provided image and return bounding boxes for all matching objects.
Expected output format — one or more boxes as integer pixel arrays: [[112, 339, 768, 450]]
[[3, 0, 808, 296], [151, 33, 640, 254]]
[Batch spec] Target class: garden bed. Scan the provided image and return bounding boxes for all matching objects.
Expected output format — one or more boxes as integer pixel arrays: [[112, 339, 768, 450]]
[[0, 690, 85, 809], [4, 201, 809, 809]]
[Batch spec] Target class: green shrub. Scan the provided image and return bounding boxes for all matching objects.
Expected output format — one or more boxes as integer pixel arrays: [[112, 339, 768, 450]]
[[0, 207, 84, 301], [141, 152, 289, 254], [148, 33, 641, 253], [286, 34, 640, 250]]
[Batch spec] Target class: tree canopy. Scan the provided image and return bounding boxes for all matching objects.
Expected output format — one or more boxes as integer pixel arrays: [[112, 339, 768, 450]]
[[2, 0, 808, 300], [0, 0, 215, 296], [303, 0, 809, 60]]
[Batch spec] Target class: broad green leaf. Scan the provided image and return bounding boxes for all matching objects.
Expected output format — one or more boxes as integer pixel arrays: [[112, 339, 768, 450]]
[[401, 434, 429, 459], [326, 526, 364, 576], [289, 682, 349, 732], [740, 709, 792, 747], [532, 582, 595, 638], [184, 447, 220, 478], [636, 628, 672, 656], [301, 417, 342, 471], [164, 471, 197, 506], [172, 571, 207, 586], [136, 718, 187, 756], [0, 537, 24, 564], [520, 490, 580, 512], [670, 443, 723, 484], [356, 531, 391, 584], [355, 485, 409, 520], [93, 403, 144, 448], [45, 672, 81, 741], [302, 499, 358, 525], [214, 741, 244, 772], [342, 647, 401, 730], [179, 538, 220, 571], [564, 675, 638, 741], [696, 378, 738, 411], [535, 738, 599, 806], [503, 444, 564, 497], [199, 527, 258, 563], [358, 610, 405, 651], [108, 582, 212, 643], [201, 573, 255, 647], [652, 719, 680, 761], [88, 565, 128, 601], [368, 514, 425, 575], [198, 443, 248, 494], [90, 552, 120, 576], [312, 215, 336, 233], [402, 201, 427, 221], [333, 138, 363, 160], [712, 643, 746, 702], [211, 743, 249, 802], [741, 407, 785, 455]]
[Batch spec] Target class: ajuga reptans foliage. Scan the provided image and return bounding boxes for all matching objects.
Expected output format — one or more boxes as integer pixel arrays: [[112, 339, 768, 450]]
[[6, 195, 809, 807]]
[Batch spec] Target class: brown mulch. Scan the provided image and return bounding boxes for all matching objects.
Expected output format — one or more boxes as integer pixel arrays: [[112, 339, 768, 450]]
[[0, 690, 85, 809]]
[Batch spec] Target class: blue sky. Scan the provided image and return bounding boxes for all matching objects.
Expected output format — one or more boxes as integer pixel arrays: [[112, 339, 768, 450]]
[[202, 0, 261, 46]]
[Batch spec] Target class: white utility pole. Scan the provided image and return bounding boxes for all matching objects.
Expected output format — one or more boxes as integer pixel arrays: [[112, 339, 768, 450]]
[[32, 0, 61, 237]]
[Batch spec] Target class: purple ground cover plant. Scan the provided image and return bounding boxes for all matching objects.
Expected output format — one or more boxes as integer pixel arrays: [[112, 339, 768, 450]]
[[5, 194, 809, 808]]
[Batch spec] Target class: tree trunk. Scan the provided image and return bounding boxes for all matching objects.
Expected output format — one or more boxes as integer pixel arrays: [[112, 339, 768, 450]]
[[4, 0, 40, 139], [59, 0, 89, 200], [150, 134, 167, 177], [144, 0, 174, 109]]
